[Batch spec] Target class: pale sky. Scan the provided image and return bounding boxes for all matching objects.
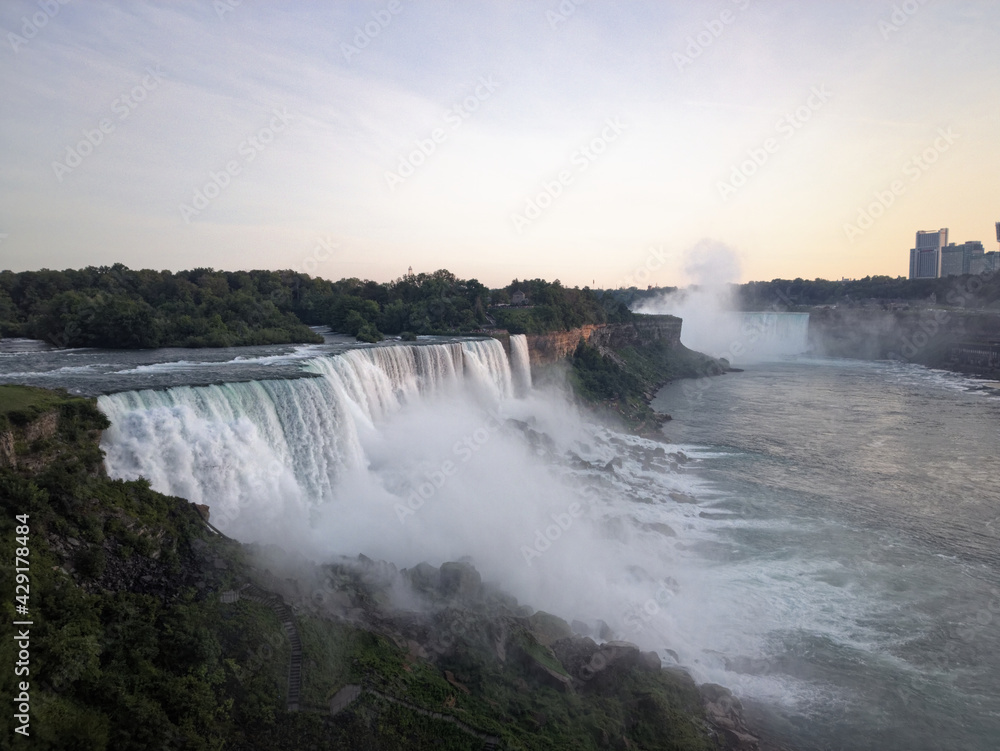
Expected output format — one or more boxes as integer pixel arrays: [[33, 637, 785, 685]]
[[1, 0, 998, 288]]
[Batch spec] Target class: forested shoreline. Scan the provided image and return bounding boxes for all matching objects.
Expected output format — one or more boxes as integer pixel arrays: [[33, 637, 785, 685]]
[[614, 273, 1000, 311], [0, 265, 630, 349], [8, 264, 995, 352]]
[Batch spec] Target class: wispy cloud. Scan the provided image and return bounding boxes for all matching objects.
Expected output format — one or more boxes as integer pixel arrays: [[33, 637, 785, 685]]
[[0, 0, 998, 284]]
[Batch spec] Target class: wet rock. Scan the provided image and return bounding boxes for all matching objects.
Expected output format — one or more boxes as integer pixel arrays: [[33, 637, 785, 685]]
[[439, 561, 482, 599], [644, 522, 677, 537], [602, 456, 624, 472], [638, 650, 662, 671], [534, 662, 573, 692], [669, 491, 697, 505], [406, 561, 440, 593], [483, 584, 519, 611], [701, 683, 760, 750], [527, 611, 573, 646], [551, 636, 599, 676], [597, 620, 614, 640], [514, 640, 574, 693], [557, 639, 648, 684]]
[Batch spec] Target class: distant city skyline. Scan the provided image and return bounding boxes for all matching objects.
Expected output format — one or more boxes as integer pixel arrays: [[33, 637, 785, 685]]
[[1, 1, 999, 288], [908, 225, 1000, 280]]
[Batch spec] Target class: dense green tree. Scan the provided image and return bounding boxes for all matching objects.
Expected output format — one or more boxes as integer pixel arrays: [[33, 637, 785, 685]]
[[0, 264, 658, 347]]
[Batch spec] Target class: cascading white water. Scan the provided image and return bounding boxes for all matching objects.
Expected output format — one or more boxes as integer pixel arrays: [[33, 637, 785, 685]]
[[509, 334, 533, 396], [459, 339, 513, 402], [304, 342, 465, 420], [675, 311, 810, 363], [98, 340, 512, 537], [736, 312, 810, 356], [634, 288, 810, 364]]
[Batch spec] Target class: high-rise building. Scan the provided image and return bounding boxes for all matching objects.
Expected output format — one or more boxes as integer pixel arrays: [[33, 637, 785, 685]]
[[909, 228, 948, 279], [940, 241, 985, 277], [971, 251, 1000, 275]]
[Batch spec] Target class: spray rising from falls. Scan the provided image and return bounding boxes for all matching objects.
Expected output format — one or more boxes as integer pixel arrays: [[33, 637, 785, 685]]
[[635, 288, 810, 363], [97, 336, 767, 693]]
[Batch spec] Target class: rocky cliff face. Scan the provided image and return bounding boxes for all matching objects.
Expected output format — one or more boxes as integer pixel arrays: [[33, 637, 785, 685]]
[[0, 410, 60, 469], [525, 315, 682, 365], [809, 307, 1000, 375]]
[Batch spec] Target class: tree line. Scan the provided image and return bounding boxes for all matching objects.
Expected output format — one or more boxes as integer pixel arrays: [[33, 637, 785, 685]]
[[0, 265, 631, 349], [609, 273, 1000, 311]]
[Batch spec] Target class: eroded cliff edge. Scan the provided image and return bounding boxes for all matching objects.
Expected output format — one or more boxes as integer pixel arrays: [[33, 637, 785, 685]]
[[523, 314, 683, 366], [501, 314, 731, 432]]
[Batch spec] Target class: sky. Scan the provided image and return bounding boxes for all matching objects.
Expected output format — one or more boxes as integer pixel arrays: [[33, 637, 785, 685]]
[[1, 0, 998, 289]]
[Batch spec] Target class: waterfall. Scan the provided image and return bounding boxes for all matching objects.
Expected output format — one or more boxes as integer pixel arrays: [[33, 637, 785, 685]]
[[460, 339, 513, 403], [509, 334, 532, 396], [677, 311, 810, 363], [98, 339, 516, 536], [734, 312, 810, 358], [634, 288, 810, 364]]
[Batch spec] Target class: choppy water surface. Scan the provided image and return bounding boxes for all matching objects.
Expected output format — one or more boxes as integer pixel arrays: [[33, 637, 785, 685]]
[[652, 358, 1000, 751]]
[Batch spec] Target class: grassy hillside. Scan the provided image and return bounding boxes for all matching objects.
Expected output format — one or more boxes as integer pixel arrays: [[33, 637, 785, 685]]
[[568, 340, 730, 432]]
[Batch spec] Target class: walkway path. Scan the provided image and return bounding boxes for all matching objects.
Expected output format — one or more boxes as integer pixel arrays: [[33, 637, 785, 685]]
[[221, 584, 303, 712]]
